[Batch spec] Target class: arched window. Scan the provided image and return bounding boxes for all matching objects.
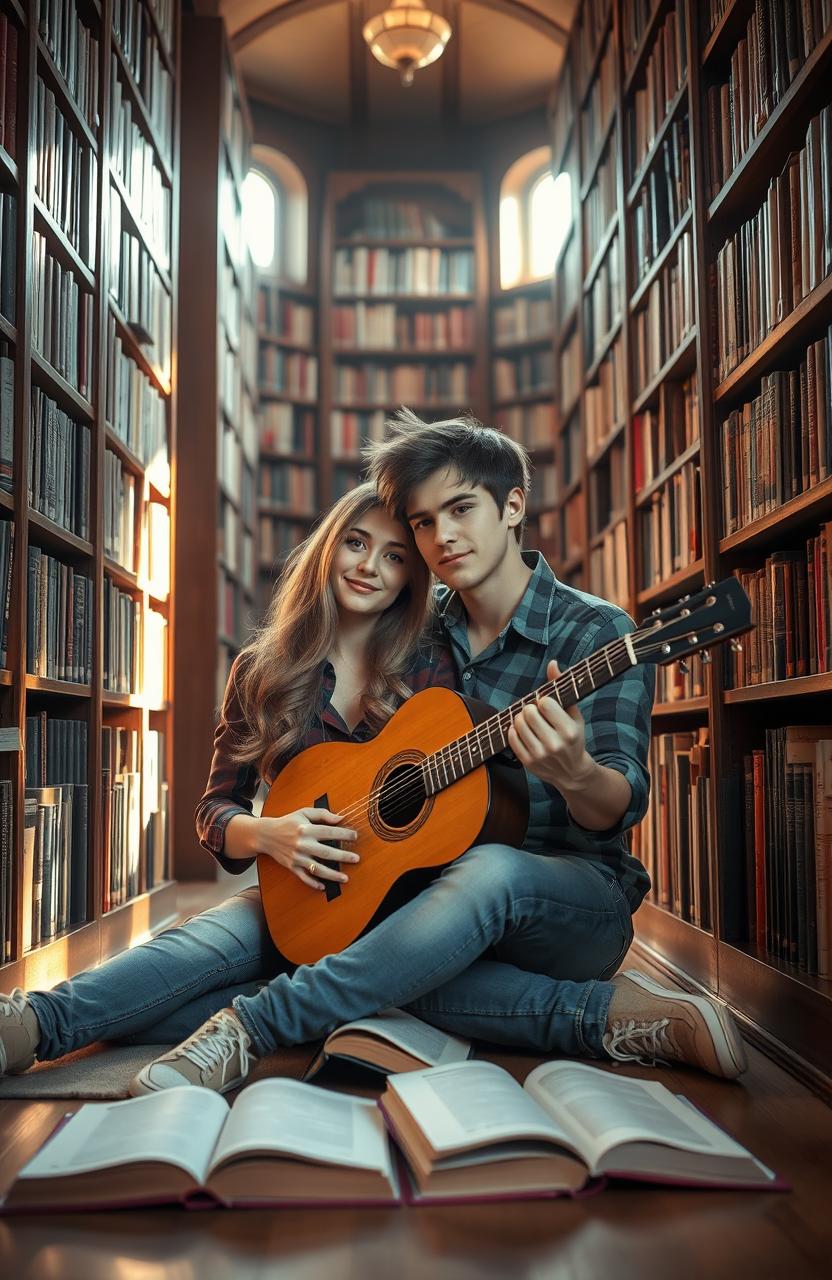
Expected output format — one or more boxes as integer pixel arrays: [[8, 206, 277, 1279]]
[[242, 146, 308, 283], [499, 147, 572, 290]]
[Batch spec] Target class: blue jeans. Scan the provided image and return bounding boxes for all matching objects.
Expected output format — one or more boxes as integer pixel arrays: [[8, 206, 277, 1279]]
[[29, 845, 634, 1062]]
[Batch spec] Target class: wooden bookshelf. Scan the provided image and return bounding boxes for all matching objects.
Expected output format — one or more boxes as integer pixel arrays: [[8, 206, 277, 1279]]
[[320, 171, 489, 507], [174, 14, 257, 879], [0, 0, 181, 988], [550, 0, 832, 1091]]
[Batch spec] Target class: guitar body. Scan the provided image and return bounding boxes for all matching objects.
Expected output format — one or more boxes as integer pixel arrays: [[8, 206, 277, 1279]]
[[258, 686, 529, 965]]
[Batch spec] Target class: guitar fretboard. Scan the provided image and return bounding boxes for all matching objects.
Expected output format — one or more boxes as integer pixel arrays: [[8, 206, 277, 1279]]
[[421, 633, 635, 796]]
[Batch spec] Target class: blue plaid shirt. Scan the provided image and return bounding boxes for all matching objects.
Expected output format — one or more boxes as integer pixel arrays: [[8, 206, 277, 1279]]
[[436, 551, 655, 910]]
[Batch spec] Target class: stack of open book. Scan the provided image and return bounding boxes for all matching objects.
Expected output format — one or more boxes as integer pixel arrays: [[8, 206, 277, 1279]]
[[1, 1011, 782, 1212]]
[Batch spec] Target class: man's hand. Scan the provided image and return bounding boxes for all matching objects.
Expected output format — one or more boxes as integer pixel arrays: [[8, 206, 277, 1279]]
[[507, 659, 594, 792]]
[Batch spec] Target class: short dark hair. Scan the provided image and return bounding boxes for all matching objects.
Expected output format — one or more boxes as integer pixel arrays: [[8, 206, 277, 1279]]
[[365, 407, 531, 542]]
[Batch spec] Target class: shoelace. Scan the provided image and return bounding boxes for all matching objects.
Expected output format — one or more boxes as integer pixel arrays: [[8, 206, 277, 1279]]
[[182, 1013, 253, 1085], [602, 1016, 674, 1066]]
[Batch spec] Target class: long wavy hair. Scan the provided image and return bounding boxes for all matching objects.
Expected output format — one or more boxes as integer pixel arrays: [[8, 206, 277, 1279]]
[[229, 482, 433, 782]]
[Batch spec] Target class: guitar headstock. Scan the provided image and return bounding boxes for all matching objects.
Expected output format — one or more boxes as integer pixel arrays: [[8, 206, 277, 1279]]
[[632, 578, 753, 667]]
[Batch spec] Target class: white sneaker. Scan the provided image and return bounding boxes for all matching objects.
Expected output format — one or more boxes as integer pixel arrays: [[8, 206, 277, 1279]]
[[128, 1009, 256, 1096]]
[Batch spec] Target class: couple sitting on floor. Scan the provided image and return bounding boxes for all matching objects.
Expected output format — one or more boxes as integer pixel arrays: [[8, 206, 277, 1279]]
[[0, 411, 748, 1095]]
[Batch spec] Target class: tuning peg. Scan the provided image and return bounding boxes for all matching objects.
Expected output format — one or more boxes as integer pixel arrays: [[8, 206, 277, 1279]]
[[699, 650, 712, 665], [730, 639, 743, 654], [678, 660, 690, 674]]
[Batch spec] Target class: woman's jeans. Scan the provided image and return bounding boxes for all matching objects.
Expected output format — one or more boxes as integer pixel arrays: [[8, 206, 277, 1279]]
[[29, 844, 635, 1062]]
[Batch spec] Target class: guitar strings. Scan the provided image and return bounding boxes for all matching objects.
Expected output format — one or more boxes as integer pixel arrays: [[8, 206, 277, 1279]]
[[323, 636, 634, 834]]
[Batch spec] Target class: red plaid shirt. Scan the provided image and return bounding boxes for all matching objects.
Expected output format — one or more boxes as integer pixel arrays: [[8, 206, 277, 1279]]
[[195, 641, 458, 873]]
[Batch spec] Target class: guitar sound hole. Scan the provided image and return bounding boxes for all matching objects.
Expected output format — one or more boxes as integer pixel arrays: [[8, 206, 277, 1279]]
[[378, 764, 427, 829]]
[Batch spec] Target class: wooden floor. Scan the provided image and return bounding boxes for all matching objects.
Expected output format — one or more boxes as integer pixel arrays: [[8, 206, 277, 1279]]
[[1, 881, 832, 1279]]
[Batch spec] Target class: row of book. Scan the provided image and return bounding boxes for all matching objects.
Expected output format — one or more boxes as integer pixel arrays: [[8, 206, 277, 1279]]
[[581, 36, 615, 173], [631, 230, 693, 393], [30, 391, 90, 544], [492, 295, 554, 344], [588, 518, 628, 610], [332, 303, 474, 350], [219, 421, 256, 509], [720, 327, 832, 535], [38, 0, 99, 132], [330, 409, 389, 459], [638, 728, 713, 931], [221, 343, 244, 424], [333, 247, 475, 296], [631, 116, 690, 285], [20, 712, 89, 951], [713, 105, 832, 384], [654, 649, 706, 704], [0, 348, 10, 494], [559, 330, 581, 411], [621, 0, 665, 67], [494, 351, 554, 401], [221, 259, 242, 351], [740, 727, 832, 977], [728, 525, 832, 688], [110, 52, 171, 268], [258, 292, 314, 345], [143, 500, 170, 598], [584, 143, 617, 268], [583, 233, 620, 367], [259, 403, 316, 457], [219, 512, 255, 596], [32, 232, 94, 398], [101, 723, 169, 911], [333, 362, 469, 405], [705, 2, 832, 202], [218, 566, 245, 640], [0, 193, 15, 323], [557, 229, 581, 328], [103, 577, 140, 694], [530, 461, 557, 507], [259, 462, 316, 512], [588, 437, 626, 532], [109, 191, 172, 379], [103, 450, 137, 570], [112, 0, 173, 163], [560, 412, 582, 487], [0, 518, 12, 667], [0, 780, 11, 960], [27, 548, 93, 683], [638, 455, 702, 587], [105, 312, 169, 485], [633, 373, 699, 491], [257, 516, 309, 568], [497, 402, 556, 451], [560, 487, 585, 564], [259, 349, 318, 400], [0, 14, 18, 159], [337, 196, 469, 241], [585, 338, 625, 456], [34, 73, 98, 267], [626, 0, 687, 180]]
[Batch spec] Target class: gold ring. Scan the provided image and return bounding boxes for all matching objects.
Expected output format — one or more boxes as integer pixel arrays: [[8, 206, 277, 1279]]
[[308, 860, 317, 877]]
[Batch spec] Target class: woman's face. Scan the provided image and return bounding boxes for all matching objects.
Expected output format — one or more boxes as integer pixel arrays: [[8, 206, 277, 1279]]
[[329, 505, 412, 617]]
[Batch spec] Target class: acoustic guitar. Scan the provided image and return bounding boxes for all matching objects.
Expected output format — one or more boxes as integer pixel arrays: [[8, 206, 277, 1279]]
[[258, 578, 751, 964]]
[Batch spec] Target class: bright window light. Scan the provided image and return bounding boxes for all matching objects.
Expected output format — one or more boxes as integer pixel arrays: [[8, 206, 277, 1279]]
[[243, 170, 276, 270], [530, 170, 572, 279], [500, 194, 522, 289]]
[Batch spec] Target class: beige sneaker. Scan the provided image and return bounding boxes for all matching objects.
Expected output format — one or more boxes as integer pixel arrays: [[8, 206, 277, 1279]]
[[0, 990, 41, 1075], [128, 1009, 256, 1097], [603, 970, 748, 1080]]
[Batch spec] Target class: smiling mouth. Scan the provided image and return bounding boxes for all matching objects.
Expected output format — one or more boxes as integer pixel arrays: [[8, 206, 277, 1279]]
[[439, 551, 471, 566], [344, 577, 379, 592]]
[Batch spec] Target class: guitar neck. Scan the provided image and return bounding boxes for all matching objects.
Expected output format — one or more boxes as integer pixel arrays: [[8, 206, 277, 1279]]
[[422, 631, 637, 797]]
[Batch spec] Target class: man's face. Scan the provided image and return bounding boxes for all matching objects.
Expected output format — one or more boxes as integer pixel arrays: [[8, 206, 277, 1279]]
[[405, 467, 523, 591]]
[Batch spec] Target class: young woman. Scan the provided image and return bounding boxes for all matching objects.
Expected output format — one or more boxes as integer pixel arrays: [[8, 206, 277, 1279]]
[[0, 482, 455, 1090]]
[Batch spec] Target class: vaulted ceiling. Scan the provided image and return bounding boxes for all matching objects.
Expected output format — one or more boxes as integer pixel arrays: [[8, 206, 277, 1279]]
[[196, 0, 577, 126]]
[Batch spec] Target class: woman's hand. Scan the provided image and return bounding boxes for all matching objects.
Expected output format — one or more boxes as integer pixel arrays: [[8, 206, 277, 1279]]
[[250, 808, 359, 890]]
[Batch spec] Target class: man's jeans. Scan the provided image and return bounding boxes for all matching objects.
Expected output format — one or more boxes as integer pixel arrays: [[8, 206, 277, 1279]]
[[30, 844, 634, 1062]]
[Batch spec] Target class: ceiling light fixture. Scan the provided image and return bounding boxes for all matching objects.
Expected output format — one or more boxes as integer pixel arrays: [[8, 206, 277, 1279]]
[[362, 0, 452, 87]]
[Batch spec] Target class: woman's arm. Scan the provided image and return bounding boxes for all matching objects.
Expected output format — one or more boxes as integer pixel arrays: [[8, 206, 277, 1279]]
[[193, 656, 261, 873]]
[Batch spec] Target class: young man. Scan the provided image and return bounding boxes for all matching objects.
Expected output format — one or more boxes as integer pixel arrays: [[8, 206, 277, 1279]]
[[1, 417, 746, 1093]]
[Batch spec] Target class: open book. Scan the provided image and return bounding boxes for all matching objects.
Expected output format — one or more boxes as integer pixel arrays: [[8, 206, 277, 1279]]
[[381, 1060, 781, 1202], [304, 1007, 472, 1079], [2, 1080, 401, 1212]]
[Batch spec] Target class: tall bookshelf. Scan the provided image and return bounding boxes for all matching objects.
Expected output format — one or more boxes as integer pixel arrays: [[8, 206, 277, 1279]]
[[0, 0, 180, 990], [320, 172, 489, 502], [551, 0, 832, 1090], [175, 14, 257, 879], [490, 276, 558, 562], [256, 276, 318, 611]]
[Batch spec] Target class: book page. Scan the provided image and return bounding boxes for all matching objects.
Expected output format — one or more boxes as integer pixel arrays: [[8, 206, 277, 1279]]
[[209, 1079, 393, 1175], [328, 1008, 470, 1066], [525, 1063, 751, 1171], [387, 1061, 580, 1157], [17, 1088, 228, 1186]]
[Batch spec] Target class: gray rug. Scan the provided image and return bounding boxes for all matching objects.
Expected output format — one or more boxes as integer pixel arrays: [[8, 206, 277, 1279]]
[[0, 1043, 169, 1099], [0, 1042, 319, 1099]]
